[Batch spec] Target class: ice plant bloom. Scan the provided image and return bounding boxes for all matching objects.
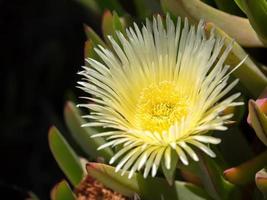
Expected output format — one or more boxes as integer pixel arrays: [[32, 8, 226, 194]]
[[78, 15, 243, 178]]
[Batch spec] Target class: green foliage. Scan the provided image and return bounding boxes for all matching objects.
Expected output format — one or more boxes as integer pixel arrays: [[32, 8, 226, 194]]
[[249, 100, 267, 146], [64, 101, 114, 161], [224, 150, 267, 185], [161, 150, 179, 185], [235, 0, 267, 45], [86, 162, 211, 200], [102, 10, 127, 46], [178, 151, 236, 200], [214, 0, 244, 16], [205, 23, 267, 97], [49, 126, 84, 186], [161, 0, 264, 47], [51, 180, 76, 200]]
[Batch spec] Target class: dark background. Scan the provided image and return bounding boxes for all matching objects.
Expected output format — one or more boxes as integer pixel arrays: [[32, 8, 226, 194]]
[[0, 0, 97, 199], [0, 0, 266, 199], [0, 0, 87, 199], [0, 0, 137, 199]]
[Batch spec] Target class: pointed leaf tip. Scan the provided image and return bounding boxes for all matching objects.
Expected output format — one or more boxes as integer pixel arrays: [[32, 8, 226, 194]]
[[51, 180, 75, 200], [64, 101, 114, 161], [49, 126, 84, 186], [224, 150, 267, 185], [248, 99, 267, 146]]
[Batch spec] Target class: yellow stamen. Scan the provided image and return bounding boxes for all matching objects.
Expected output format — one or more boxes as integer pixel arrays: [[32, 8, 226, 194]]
[[135, 81, 190, 132]]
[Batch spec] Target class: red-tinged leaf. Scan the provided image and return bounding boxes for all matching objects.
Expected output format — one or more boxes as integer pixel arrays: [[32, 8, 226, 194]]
[[102, 10, 114, 43], [224, 150, 267, 185]]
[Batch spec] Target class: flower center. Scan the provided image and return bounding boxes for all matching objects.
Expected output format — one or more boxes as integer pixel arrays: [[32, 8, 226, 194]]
[[135, 81, 190, 132]]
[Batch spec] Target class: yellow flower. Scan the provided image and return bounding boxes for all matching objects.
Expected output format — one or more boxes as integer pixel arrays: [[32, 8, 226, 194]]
[[78, 15, 243, 178]]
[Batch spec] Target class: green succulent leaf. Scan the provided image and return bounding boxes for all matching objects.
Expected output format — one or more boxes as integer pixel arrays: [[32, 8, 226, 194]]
[[234, 0, 247, 14], [51, 180, 76, 200], [102, 10, 127, 45], [64, 101, 114, 161], [84, 25, 107, 48], [86, 162, 211, 200], [256, 168, 267, 198], [178, 152, 235, 200], [84, 40, 99, 60], [205, 23, 267, 98], [214, 0, 244, 16], [248, 100, 267, 146], [160, 0, 263, 47], [86, 162, 138, 197], [102, 10, 116, 43], [224, 150, 267, 185], [240, 0, 267, 45], [112, 11, 124, 33], [161, 149, 178, 186], [49, 126, 84, 186]]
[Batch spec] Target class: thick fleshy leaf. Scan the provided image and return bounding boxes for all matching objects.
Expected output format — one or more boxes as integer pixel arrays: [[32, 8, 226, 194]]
[[161, 0, 263, 47], [86, 162, 211, 200], [102, 10, 116, 43], [224, 150, 267, 185], [102, 10, 126, 45], [161, 149, 179, 185], [84, 40, 99, 60], [84, 25, 106, 48], [112, 11, 124, 33], [256, 168, 267, 198], [86, 162, 138, 197], [234, 0, 247, 14], [235, 0, 267, 45], [64, 102, 114, 161], [177, 151, 235, 200], [248, 100, 267, 146], [214, 0, 244, 16], [205, 23, 267, 97], [49, 126, 84, 186], [51, 180, 76, 200]]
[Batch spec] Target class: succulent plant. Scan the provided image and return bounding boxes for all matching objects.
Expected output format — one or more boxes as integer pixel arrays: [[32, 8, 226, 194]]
[[48, 1, 267, 199]]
